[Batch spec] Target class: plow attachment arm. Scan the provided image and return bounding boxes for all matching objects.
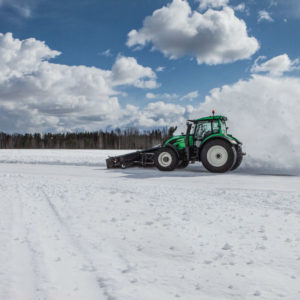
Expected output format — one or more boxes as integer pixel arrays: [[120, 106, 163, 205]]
[[106, 146, 160, 169]]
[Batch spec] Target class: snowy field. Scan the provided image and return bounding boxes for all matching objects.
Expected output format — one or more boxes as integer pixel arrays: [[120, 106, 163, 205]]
[[0, 150, 300, 300]]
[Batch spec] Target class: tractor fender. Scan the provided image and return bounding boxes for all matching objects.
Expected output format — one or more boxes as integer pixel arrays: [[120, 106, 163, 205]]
[[199, 136, 237, 159], [165, 144, 180, 159]]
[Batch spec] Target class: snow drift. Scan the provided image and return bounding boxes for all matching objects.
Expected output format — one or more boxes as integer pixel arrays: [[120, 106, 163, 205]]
[[191, 74, 300, 175]]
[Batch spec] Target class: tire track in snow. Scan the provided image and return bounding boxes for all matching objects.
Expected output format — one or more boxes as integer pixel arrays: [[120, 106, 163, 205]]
[[1, 177, 51, 300], [0, 181, 14, 300], [1, 176, 109, 300], [38, 183, 117, 300]]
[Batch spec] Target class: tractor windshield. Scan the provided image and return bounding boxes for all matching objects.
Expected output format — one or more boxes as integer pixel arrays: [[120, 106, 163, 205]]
[[195, 120, 219, 140]]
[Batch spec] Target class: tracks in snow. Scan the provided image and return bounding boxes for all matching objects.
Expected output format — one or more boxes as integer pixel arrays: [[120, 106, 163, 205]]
[[0, 174, 119, 300]]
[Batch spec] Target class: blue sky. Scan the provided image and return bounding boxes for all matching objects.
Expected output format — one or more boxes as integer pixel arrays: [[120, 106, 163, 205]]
[[0, 0, 300, 132]]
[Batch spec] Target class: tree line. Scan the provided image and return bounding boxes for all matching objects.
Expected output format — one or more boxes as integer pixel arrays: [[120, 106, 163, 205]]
[[0, 128, 175, 149]]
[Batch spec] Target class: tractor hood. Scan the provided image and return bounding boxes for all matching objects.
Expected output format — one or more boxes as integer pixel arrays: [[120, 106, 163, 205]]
[[163, 135, 193, 151]]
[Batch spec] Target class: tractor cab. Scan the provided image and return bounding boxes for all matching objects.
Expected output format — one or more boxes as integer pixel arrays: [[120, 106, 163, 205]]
[[190, 115, 228, 145]]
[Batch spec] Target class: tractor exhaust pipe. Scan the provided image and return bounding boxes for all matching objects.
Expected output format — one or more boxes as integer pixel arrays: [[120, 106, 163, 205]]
[[185, 122, 192, 161]]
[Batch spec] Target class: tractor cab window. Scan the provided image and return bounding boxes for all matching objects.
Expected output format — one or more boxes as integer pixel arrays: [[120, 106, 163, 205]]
[[195, 120, 219, 140], [212, 121, 219, 133], [220, 120, 227, 133]]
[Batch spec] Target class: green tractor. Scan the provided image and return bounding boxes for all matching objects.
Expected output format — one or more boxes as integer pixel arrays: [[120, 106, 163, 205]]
[[106, 111, 245, 173]]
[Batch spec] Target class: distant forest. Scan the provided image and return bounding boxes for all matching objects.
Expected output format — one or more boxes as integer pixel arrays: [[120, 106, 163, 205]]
[[0, 128, 173, 149]]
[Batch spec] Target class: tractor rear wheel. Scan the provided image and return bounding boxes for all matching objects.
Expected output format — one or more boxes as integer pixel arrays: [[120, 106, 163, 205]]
[[201, 140, 237, 173], [154, 148, 178, 171], [231, 146, 243, 171]]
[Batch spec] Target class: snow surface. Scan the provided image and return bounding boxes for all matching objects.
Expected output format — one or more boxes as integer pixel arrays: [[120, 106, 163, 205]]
[[0, 150, 300, 300]]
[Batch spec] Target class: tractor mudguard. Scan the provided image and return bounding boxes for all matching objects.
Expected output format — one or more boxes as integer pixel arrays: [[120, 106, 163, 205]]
[[201, 135, 237, 148]]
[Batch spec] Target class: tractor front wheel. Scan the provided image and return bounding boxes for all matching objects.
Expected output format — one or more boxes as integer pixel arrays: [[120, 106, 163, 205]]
[[154, 148, 178, 171], [201, 140, 237, 173]]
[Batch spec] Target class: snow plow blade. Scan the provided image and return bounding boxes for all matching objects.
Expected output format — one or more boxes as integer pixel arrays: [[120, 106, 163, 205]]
[[106, 146, 160, 169]]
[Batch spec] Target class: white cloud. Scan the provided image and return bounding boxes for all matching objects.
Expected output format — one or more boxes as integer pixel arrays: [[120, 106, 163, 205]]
[[146, 93, 156, 99], [180, 90, 199, 101], [127, 0, 259, 65], [110, 55, 159, 89], [98, 49, 112, 57], [156, 66, 165, 72], [197, 0, 229, 10], [124, 102, 188, 128], [234, 3, 246, 12], [146, 92, 179, 100], [258, 10, 274, 23], [146, 91, 200, 101], [251, 54, 299, 76], [0, 32, 159, 133]]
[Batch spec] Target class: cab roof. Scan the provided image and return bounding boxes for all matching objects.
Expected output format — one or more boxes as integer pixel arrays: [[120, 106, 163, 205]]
[[189, 115, 227, 123]]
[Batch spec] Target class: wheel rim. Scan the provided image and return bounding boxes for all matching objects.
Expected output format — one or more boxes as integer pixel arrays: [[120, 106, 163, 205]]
[[158, 152, 172, 167], [207, 145, 228, 167]]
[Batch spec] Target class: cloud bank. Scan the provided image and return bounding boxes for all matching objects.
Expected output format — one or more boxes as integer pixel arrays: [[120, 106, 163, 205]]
[[0, 32, 174, 132], [127, 0, 259, 65]]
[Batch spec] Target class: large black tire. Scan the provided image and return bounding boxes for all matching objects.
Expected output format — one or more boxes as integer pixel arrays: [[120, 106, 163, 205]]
[[201, 139, 237, 173], [231, 146, 243, 171], [177, 160, 189, 169], [154, 148, 178, 171]]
